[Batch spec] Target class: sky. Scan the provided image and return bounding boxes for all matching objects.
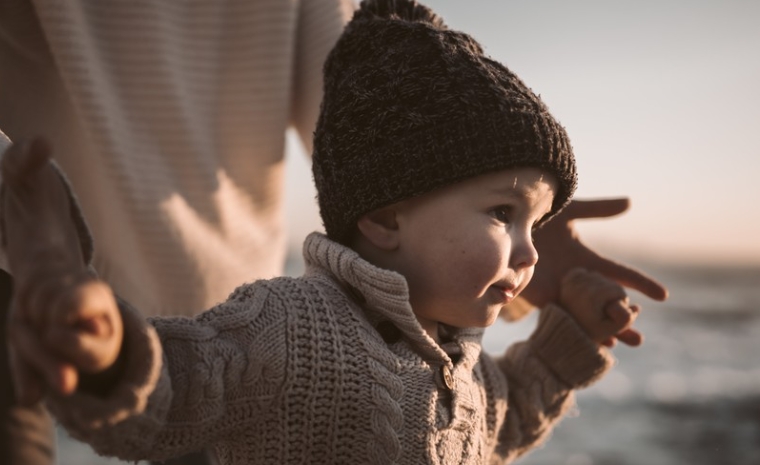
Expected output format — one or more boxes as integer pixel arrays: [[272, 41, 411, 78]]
[[284, 0, 760, 267]]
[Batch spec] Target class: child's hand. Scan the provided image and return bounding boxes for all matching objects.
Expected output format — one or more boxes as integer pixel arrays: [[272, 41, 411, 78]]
[[559, 267, 642, 348], [2, 138, 123, 405]]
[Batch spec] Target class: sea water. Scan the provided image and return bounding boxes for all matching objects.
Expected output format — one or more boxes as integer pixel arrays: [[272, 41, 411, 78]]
[[483, 264, 760, 465], [56, 264, 760, 465]]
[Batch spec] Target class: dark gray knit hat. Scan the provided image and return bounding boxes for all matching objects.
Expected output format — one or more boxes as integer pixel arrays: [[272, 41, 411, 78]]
[[313, 0, 577, 244]]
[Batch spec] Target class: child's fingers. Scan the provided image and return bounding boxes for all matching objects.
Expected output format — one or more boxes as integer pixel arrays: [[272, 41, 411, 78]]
[[604, 300, 634, 328], [613, 305, 643, 347], [58, 279, 119, 326], [45, 279, 123, 373], [10, 275, 120, 381], [605, 300, 640, 327], [44, 327, 99, 372], [598, 300, 640, 341], [13, 269, 101, 332], [615, 328, 643, 347], [45, 322, 120, 374], [560, 268, 627, 314]]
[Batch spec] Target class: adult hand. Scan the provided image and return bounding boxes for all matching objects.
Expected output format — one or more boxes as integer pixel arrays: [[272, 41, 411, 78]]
[[2, 138, 122, 405], [503, 198, 668, 320]]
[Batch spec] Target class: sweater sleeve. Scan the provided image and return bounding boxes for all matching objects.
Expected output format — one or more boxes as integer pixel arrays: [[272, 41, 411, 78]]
[[44, 283, 288, 462], [487, 303, 615, 464], [289, 0, 355, 153]]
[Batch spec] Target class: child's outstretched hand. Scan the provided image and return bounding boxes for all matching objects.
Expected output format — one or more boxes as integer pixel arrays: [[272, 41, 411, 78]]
[[559, 267, 642, 348], [2, 138, 122, 405]]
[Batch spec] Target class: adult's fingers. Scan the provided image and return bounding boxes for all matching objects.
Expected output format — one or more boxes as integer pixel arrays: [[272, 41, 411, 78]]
[[558, 198, 669, 302], [561, 198, 631, 220], [13, 272, 76, 331], [2, 137, 83, 286], [0, 137, 52, 191], [8, 322, 77, 396], [591, 256, 669, 301], [7, 346, 46, 406]]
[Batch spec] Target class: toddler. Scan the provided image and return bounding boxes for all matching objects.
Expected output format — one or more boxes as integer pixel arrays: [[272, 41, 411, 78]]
[[1, 1, 642, 464]]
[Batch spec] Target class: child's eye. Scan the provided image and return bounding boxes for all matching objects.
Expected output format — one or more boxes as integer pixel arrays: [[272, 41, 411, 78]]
[[490, 206, 511, 223]]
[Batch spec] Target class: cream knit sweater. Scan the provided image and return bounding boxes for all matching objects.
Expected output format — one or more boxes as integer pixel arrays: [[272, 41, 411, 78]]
[[46, 232, 614, 465], [0, 0, 354, 316]]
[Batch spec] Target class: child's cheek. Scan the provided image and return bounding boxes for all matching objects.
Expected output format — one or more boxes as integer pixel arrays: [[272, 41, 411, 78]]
[[463, 238, 507, 294]]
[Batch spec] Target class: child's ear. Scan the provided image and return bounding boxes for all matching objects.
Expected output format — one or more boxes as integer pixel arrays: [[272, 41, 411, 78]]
[[356, 206, 400, 251]]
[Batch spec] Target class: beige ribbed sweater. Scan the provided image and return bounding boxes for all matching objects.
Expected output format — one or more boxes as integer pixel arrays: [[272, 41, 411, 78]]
[[46, 232, 614, 465], [0, 0, 354, 316]]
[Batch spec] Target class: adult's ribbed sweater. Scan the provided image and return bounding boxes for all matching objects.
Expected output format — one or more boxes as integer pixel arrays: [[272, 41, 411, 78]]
[[0, 0, 354, 316]]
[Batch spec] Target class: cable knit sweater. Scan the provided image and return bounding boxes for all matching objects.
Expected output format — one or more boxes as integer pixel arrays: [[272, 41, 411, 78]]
[[0, 0, 354, 316], [45, 232, 614, 465]]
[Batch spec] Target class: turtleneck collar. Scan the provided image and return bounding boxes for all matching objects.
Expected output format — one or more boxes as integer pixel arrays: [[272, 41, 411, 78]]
[[301, 232, 484, 366]]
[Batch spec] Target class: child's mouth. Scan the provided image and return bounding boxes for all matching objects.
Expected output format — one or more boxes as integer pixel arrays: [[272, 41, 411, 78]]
[[490, 284, 516, 304]]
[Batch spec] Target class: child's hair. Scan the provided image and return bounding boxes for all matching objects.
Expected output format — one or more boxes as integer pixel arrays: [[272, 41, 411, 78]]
[[312, 0, 577, 244]]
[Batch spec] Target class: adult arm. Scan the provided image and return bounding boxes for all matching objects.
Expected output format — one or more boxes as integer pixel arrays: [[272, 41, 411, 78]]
[[0, 131, 10, 271], [290, 0, 356, 153], [1, 137, 97, 404], [1, 139, 288, 462]]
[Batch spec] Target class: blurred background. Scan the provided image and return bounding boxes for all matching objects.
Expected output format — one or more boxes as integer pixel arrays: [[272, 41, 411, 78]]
[[61, 0, 759, 464]]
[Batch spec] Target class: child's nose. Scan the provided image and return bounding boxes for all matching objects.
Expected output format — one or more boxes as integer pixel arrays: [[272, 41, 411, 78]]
[[511, 233, 539, 269]]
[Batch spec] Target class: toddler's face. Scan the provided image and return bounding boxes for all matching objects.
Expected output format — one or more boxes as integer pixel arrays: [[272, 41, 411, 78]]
[[393, 167, 557, 335]]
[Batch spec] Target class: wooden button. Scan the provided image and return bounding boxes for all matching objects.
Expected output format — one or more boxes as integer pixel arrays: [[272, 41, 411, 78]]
[[441, 365, 454, 390]]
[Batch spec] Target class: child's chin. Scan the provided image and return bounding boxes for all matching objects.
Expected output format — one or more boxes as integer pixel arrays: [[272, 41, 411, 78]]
[[484, 312, 501, 327], [470, 309, 501, 328], [499, 297, 536, 322]]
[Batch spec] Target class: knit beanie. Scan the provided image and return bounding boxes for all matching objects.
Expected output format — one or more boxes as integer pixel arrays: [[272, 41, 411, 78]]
[[313, 0, 577, 244]]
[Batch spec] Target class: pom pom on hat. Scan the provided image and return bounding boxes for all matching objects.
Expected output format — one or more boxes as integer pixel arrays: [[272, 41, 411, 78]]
[[353, 0, 446, 28]]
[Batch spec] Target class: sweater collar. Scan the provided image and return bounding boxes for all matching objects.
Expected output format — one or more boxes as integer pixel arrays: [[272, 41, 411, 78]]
[[302, 232, 483, 366]]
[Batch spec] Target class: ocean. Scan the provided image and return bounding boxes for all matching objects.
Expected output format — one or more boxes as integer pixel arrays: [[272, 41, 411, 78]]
[[55, 263, 760, 465]]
